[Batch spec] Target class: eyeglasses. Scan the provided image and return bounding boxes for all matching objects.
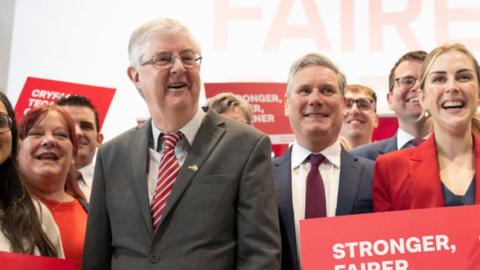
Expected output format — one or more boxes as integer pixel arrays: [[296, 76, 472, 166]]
[[395, 76, 418, 89], [141, 51, 202, 69], [346, 98, 374, 111], [0, 114, 12, 134]]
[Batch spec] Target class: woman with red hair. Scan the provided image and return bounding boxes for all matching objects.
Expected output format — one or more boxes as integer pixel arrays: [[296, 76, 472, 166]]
[[18, 105, 87, 270]]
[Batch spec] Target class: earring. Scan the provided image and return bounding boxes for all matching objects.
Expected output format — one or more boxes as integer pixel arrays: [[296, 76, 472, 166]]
[[424, 110, 431, 118]]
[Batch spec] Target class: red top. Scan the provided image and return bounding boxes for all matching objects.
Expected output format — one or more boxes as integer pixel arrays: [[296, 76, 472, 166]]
[[42, 197, 87, 270], [373, 132, 480, 212]]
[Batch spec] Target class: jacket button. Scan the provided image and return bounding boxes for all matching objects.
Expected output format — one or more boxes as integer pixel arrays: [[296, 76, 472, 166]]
[[149, 255, 160, 263]]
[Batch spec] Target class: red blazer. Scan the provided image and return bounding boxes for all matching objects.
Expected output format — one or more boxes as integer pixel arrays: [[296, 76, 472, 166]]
[[373, 133, 480, 211]]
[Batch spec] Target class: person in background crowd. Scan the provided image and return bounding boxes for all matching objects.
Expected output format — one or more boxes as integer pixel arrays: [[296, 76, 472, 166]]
[[273, 53, 374, 270], [351, 50, 431, 160], [338, 135, 352, 150], [83, 18, 280, 270], [374, 44, 480, 211], [0, 92, 63, 257], [207, 92, 253, 125], [340, 84, 378, 149], [18, 105, 87, 270], [56, 95, 104, 202]]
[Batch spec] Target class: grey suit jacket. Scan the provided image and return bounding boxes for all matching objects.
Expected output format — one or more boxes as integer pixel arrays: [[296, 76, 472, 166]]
[[83, 111, 281, 270], [272, 148, 374, 270], [349, 134, 398, 161]]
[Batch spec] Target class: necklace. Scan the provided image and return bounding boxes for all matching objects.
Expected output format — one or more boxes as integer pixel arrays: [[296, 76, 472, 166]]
[[50, 200, 64, 211], [41, 197, 69, 211]]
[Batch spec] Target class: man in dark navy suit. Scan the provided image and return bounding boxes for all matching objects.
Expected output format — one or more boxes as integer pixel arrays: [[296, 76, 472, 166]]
[[273, 53, 374, 270], [350, 50, 431, 160]]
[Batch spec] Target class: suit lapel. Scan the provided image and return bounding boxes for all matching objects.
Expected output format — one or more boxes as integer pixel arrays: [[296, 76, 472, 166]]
[[156, 112, 226, 229], [336, 149, 361, 215], [408, 135, 444, 207], [379, 134, 398, 155], [128, 120, 154, 235], [272, 149, 298, 268], [473, 134, 480, 204]]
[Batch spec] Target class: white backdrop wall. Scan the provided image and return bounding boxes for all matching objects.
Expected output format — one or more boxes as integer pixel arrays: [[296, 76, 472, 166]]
[[0, 0, 15, 91], [6, 0, 480, 141]]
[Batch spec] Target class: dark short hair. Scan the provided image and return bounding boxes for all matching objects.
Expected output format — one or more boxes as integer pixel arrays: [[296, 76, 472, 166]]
[[388, 50, 427, 93], [56, 95, 100, 131]]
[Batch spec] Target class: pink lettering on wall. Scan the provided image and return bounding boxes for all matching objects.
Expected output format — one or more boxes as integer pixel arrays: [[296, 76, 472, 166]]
[[264, 0, 331, 50], [214, 0, 262, 50], [340, 0, 354, 51], [435, 0, 480, 48], [369, 0, 421, 51]]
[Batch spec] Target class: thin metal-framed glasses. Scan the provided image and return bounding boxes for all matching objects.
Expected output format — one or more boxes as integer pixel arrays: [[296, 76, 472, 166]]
[[346, 98, 374, 111], [141, 51, 202, 69], [395, 76, 418, 89], [0, 114, 13, 134]]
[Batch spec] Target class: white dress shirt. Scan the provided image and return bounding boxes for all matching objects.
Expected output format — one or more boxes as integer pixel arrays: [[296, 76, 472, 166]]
[[147, 108, 206, 203], [78, 160, 95, 202], [396, 128, 417, 150], [290, 140, 342, 266], [396, 128, 430, 150]]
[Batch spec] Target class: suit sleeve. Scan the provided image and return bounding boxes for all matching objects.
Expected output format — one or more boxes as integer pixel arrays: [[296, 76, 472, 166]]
[[373, 155, 393, 212], [83, 148, 112, 269], [236, 135, 281, 269]]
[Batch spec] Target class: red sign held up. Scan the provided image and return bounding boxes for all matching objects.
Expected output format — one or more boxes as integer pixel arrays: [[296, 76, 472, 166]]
[[14, 77, 116, 129], [300, 205, 480, 270], [204, 82, 291, 136], [0, 251, 75, 270]]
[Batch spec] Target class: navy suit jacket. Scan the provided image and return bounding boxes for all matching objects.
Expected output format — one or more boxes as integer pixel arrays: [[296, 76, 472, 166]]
[[272, 147, 374, 270], [349, 133, 398, 161]]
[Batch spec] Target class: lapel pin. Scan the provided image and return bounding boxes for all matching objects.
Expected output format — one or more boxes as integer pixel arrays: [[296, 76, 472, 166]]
[[187, 164, 198, 172]]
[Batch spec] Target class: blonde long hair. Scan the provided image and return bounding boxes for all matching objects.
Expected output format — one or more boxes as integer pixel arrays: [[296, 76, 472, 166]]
[[418, 43, 480, 133]]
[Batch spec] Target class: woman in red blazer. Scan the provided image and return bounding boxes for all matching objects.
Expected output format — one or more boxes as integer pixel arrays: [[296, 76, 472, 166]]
[[374, 43, 480, 211]]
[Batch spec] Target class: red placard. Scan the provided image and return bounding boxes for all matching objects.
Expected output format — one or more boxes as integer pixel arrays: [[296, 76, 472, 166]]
[[300, 205, 480, 270], [14, 77, 116, 129], [204, 82, 293, 157], [204, 82, 291, 135], [204, 82, 401, 156], [372, 117, 398, 142], [0, 251, 75, 269]]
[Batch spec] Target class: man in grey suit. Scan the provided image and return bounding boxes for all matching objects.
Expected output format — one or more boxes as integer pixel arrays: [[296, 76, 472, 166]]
[[83, 18, 281, 270], [273, 53, 374, 270], [350, 50, 431, 160]]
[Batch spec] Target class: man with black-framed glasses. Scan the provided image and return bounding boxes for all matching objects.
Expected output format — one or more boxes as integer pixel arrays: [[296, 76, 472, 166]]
[[351, 50, 432, 160], [340, 84, 378, 149], [83, 18, 281, 270]]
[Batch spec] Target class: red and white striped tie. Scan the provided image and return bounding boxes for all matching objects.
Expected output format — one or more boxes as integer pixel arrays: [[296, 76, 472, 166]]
[[151, 132, 183, 230]]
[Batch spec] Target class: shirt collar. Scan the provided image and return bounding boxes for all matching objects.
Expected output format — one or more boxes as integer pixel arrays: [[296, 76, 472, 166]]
[[291, 140, 342, 168], [78, 162, 95, 180], [396, 128, 431, 149], [396, 128, 415, 150], [151, 107, 206, 150]]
